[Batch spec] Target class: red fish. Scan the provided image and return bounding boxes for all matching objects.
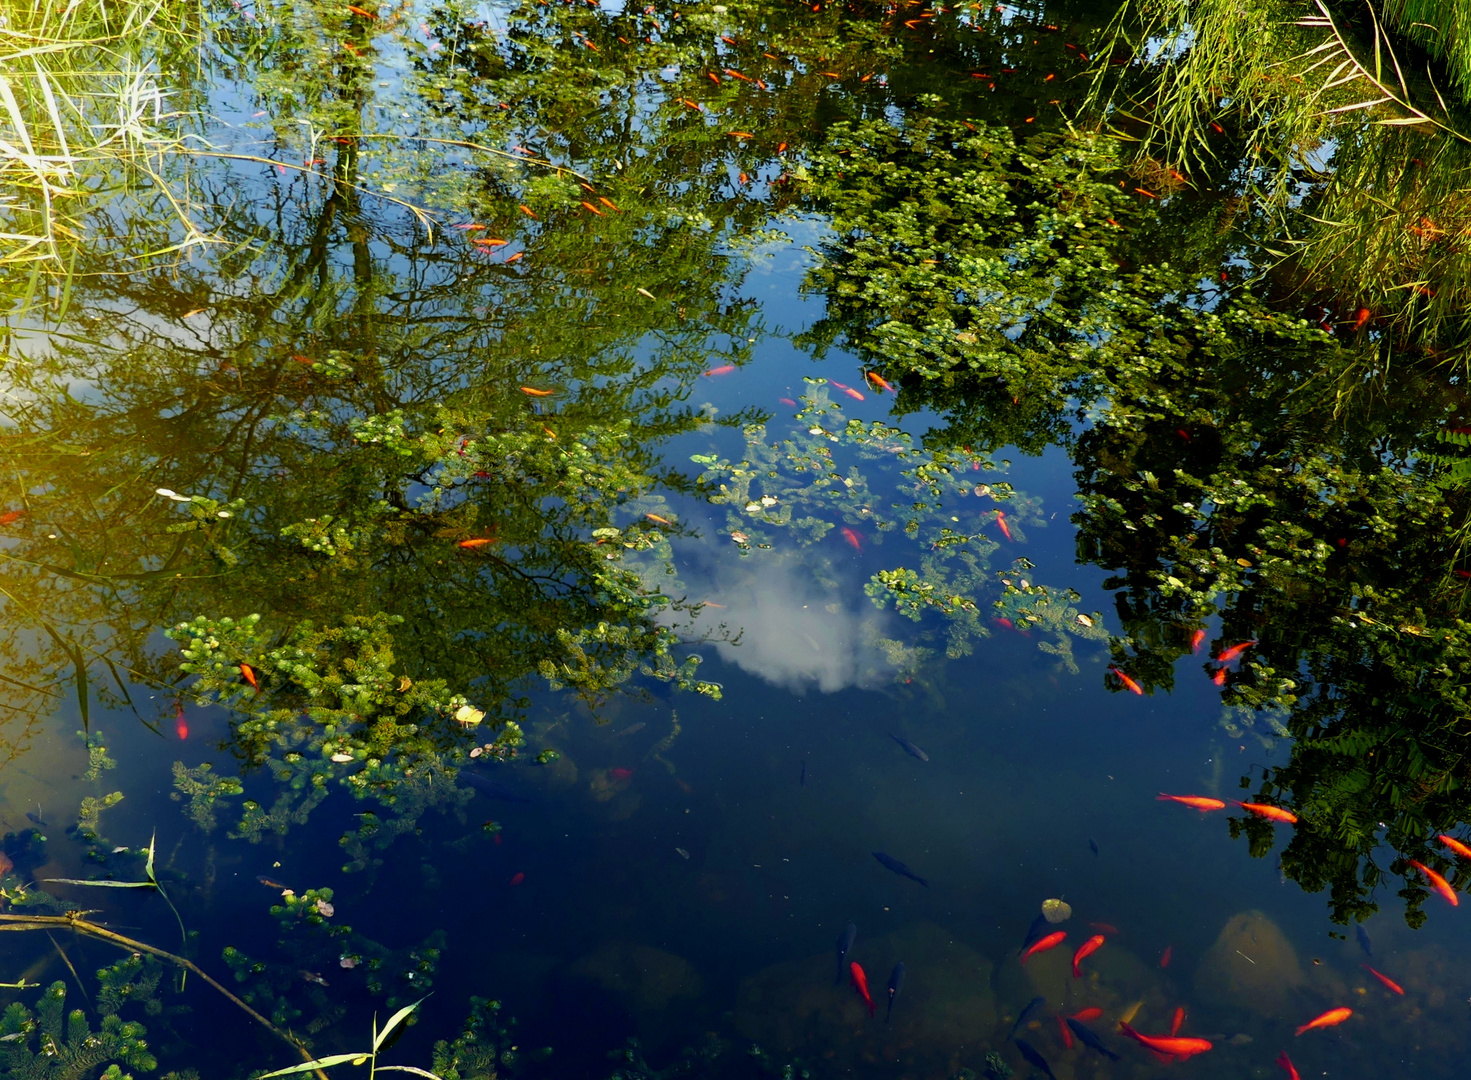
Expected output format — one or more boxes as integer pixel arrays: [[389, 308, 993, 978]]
[[1295, 1007, 1351, 1036], [704, 364, 736, 376], [1216, 640, 1257, 663], [1058, 1015, 1074, 1048], [0, 509, 24, 526], [849, 961, 875, 1016], [1070, 1007, 1103, 1022], [1109, 666, 1144, 695], [458, 537, 495, 549], [779, 397, 798, 406], [995, 510, 1012, 541], [994, 617, 1015, 631], [1234, 801, 1298, 824], [865, 372, 894, 393], [1210, 667, 1228, 686], [1352, 307, 1372, 331], [1276, 1051, 1302, 1080], [1438, 834, 1471, 860], [1170, 1007, 1185, 1036], [1088, 922, 1119, 935], [1159, 945, 1172, 968], [1190, 629, 1205, 653], [1072, 934, 1105, 978], [839, 386, 864, 401], [840, 527, 862, 550], [1117, 1023, 1212, 1061], [1362, 965, 1404, 995], [240, 663, 260, 692], [174, 701, 188, 741], [610, 767, 634, 780], [510, 871, 526, 886], [1157, 794, 1226, 811], [1021, 930, 1067, 964], [1407, 860, 1459, 905]]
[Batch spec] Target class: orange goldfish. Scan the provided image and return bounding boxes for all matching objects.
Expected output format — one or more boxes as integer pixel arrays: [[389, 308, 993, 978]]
[[457, 538, 495, 549], [840, 527, 862, 550], [1072, 934, 1105, 978], [580, 201, 604, 216], [840, 386, 864, 401], [1362, 965, 1404, 995], [1438, 834, 1471, 860], [1211, 667, 1228, 686], [865, 372, 894, 393], [1352, 307, 1372, 331], [1407, 860, 1459, 905], [1295, 1007, 1351, 1036], [1170, 1007, 1185, 1036], [1190, 629, 1206, 653], [849, 962, 875, 1016], [1070, 1007, 1103, 1021], [520, 386, 555, 396], [1021, 930, 1067, 964], [1057, 1015, 1074, 1048], [518, 204, 538, 218], [1157, 794, 1226, 811], [645, 513, 674, 526], [598, 197, 620, 212], [995, 509, 1012, 541], [346, 4, 377, 16], [1159, 945, 1172, 968], [704, 364, 736, 376], [1110, 666, 1144, 695], [1216, 639, 1257, 663], [1276, 1051, 1302, 1080], [240, 663, 259, 692], [174, 700, 188, 741], [1117, 1023, 1211, 1060], [1234, 801, 1298, 824], [0, 510, 23, 526]]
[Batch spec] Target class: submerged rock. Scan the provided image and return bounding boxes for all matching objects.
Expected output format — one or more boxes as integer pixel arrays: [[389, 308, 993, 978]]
[[734, 921, 996, 1074], [566, 941, 703, 1014], [1194, 910, 1306, 1015]]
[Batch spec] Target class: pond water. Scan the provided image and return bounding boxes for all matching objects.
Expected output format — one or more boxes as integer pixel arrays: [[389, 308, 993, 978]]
[[3, 1, 1471, 1079]]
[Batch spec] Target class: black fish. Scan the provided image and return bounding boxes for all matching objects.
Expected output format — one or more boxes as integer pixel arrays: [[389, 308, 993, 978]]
[[871, 851, 928, 887], [1356, 923, 1372, 958], [1019, 913, 1051, 954], [1065, 1018, 1121, 1061], [1007, 996, 1044, 1042], [835, 922, 857, 985], [1089, 838, 1099, 856], [886, 962, 905, 1022], [1014, 1038, 1057, 1080], [800, 760, 807, 786], [459, 770, 533, 803], [25, 812, 46, 828], [889, 734, 929, 762]]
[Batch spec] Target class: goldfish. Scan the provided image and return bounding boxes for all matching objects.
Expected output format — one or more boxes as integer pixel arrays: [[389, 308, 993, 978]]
[[240, 663, 260, 692], [1276, 1051, 1302, 1080], [610, 767, 634, 780], [256, 876, 290, 890], [598, 197, 620, 212], [1352, 307, 1372, 331], [1057, 1015, 1074, 1049], [1159, 945, 1172, 968], [727, 130, 755, 138], [1117, 1023, 1212, 1060], [1072, 934, 1105, 978], [779, 397, 798, 406], [1234, 801, 1298, 824], [1070, 1007, 1103, 1022], [645, 513, 674, 526], [346, 4, 377, 15], [1110, 666, 1144, 695], [849, 961, 876, 1016], [580, 200, 604, 216], [457, 538, 495, 549], [995, 509, 1012, 540], [1020, 930, 1067, 964], [518, 204, 537, 218], [1295, 1007, 1351, 1036], [505, 252, 523, 264], [510, 871, 526, 886], [839, 386, 864, 401], [1216, 639, 1257, 663], [0, 510, 24, 526], [1438, 833, 1471, 860], [519, 386, 555, 396], [1407, 860, 1459, 905], [841, 527, 862, 550], [1189, 629, 1205, 653], [865, 372, 894, 393], [1157, 793, 1226, 811], [1211, 667, 1228, 686], [1362, 965, 1404, 995], [704, 364, 736, 376], [1170, 1007, 1185, 1035], [175, 701, 188, 741]]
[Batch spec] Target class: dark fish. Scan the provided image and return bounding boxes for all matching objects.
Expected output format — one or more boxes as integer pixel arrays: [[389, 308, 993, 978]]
[[1019, 913, 1051, 953], [1014, 1038, 1057, 1080], [871, 851, 928, 887], [889, 734, 929, 762], [1089, 838, 1100, 856], [25, 812, 46, 828], [800, 760, 807, 786], [1065, 1018, 1121, 1061], [835, 922, 857, 985], [257, 876, 290, 890], [459, 770, 533, 803], [1007, 996, 1045, 1042], [1356, 923, 1372, 958], [886, 962, 905, 1022]]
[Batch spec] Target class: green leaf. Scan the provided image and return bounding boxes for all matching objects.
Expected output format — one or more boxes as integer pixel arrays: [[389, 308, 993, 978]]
[[42, 878, 154, 888], [373, 997, 426, 1051], [255, 1052, 369, 1078]]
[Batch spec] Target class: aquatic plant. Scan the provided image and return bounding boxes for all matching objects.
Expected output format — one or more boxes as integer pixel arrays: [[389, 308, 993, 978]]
[[431, 997, 547, 1080], [256, 996, 431, 1080], [168, 764, 243, 835], [0, 981, 156, 1080]]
